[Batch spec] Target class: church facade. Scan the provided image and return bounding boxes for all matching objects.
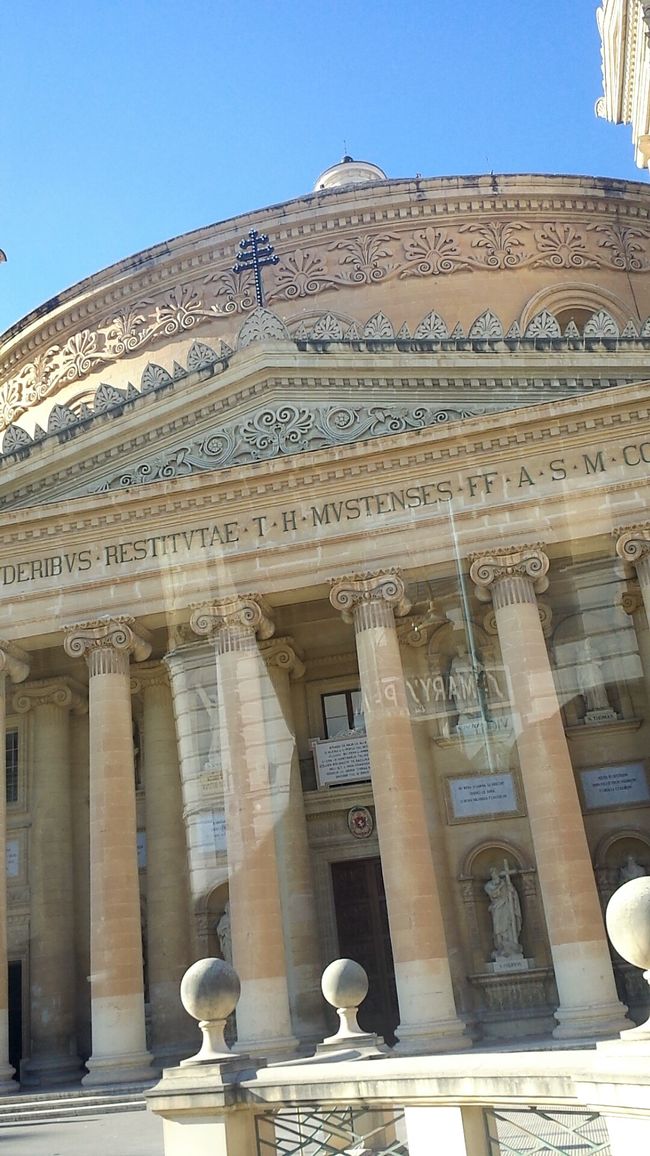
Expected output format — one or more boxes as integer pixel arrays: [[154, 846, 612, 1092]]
[[0, 162, 649, 1085]]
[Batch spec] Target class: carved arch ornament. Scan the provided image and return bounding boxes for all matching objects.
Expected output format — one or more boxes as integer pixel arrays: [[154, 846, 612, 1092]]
[[2, 301, 649, 474], [2, 194, 650, 431]]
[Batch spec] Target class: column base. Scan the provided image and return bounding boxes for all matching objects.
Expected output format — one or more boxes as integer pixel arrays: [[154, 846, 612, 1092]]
[[21, 1052, 82, 1087], [236, 1034, 298, 1063], [0, 1062, 16, 1094], [394, 1018, 472, 1056], [82, 1049, 157, 1087], [553, 1002, 632, 1041]]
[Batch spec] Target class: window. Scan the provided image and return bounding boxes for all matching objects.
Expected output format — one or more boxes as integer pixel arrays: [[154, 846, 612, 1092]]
[[322, 689, 364, 738], [5, 730, 18, 805]]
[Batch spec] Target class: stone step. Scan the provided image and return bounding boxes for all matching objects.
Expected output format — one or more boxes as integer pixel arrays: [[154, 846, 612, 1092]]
[[0, 1086, 149, 1124]]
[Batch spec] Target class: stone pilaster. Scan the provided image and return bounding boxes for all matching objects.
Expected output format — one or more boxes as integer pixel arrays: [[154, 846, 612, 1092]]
[[260, 638, 325, 1047], [130, 664, 195, 1065], [190, 597, 297, 1058], [0, 642, 28, 1090], [329, 571, 469, 1054], [63, 616, 154, 1085], [470, 545, 630, 1039], [13, 678, 85, 1084]]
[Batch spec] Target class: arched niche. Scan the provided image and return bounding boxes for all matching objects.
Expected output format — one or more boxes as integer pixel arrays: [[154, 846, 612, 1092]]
[[425, 619, 507, 739], [458, 840, 541, 974], [549, 606, 638, 726], [519, 282, 634, 333], [594, 828, 650, 909], [193, 880, 229, 959]]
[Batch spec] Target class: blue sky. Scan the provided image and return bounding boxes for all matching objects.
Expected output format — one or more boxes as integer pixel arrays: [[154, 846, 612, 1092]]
[[0, 1, 644, 334]]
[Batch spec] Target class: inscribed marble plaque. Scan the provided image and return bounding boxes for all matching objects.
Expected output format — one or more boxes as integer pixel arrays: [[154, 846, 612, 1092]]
[[5, 839, 19, 878], [137, 830, 147, 869], [197, 810, 227, 852], [580, 763, 650, 810], [312, 735, 371, 788], [448, 773, 518, 820]]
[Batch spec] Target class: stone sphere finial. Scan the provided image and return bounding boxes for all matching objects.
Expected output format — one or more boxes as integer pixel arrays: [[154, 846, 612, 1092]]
[[606, 878, 650, 1039], [319, 958, 387, 1054], [179, 958, 241, 1064]]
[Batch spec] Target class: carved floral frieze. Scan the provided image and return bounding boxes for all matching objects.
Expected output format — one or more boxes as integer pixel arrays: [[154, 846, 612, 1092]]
[[1, 209, 649, 431]]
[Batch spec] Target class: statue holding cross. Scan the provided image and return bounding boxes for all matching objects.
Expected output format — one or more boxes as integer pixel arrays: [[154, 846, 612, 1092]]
[[484, 859, 524, 960]]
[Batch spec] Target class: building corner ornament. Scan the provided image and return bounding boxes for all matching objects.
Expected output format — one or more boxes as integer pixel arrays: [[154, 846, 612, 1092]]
[[329, 569, 411, 624], [189, 595, 275, 641], [615, 525, 650, 569], [0, 640, 29, 686], [469, 545, 550, 603], [63, 616, 152, 664]]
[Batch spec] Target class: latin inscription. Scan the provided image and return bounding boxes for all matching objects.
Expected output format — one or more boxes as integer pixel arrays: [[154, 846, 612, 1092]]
[[2, 435, 649, 590], [312, 735, 372, 788], [580, 763, 650, 811], [447, 772, 519, 821]]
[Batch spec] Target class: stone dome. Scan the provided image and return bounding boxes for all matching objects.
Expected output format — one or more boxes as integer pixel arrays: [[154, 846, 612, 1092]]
[[313, 155, 387, 190]]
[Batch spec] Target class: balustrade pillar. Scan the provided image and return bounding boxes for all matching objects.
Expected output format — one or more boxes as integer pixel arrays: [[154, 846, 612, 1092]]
[[470, 545, 629, 1038], [0, 642, 28, 1089], [132, 664, 195, 1065], [64, 616, 154, 1085], [329, 571, 469, 1054], [261, 638, 324, 1046], [13, 679, 85, 1084], [190, 597, 297, 1058]]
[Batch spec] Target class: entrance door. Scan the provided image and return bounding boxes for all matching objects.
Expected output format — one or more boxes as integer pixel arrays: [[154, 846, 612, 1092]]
[[331, 858, 399, 1044], [8, 961, 21, 1078]]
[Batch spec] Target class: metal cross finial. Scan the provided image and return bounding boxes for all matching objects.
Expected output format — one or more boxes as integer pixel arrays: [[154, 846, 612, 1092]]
[[232, 228, 278, 308]]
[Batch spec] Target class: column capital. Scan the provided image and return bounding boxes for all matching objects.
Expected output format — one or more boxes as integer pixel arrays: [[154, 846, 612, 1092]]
[[469, 544, 549, 604], [260, 637, 305, 680], [329, 569, 411, 624], [621, 584, 644, 616], [189, 595, 275, 641], [0, 641, 29, 686], [130, 662, 170, 696], [63, 616, 152, 663], [615, 524, 650, 569], [12, 677, 87, 715]]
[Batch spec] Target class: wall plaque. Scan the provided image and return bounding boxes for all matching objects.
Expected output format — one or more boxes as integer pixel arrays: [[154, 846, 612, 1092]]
[[446, 772, 521, 823], [579, 762, 650, 811], [312, 735, 371, 788], [5, 839, 19, 878], [197, 809, 227, 852]]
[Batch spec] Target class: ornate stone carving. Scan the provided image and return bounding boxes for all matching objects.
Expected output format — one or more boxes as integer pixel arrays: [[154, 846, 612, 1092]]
[[616, 525, 650, 567], [63, 616, 152, 670], [189, 596, 275, 641], [237, 307, 290, 348], [524, 311, 561, 339], [0, 641, 29, 686], [12, 677, 86, 714], [620, 584, 644, 616], [260, 637, 305, 680], [400, 226, 469, 277], [470, 545, 550, 603], [329, 569, 411, 624], [129, 662, 170, 696], [468, 310, 503, 339]]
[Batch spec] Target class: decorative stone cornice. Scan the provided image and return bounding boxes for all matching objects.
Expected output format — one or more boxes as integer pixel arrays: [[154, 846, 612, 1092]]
[[63, 616, 152, 666], [0, 641, 29, 686], [189, 596, 275, 642], [329, 569, 411, 627], [615, 524, 650, 568], [12, 677, 87, 714], [470, 546, 550, 605], [260, 637, 305, 680]]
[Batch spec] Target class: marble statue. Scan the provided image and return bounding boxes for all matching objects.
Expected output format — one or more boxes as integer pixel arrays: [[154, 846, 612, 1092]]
[[484, 861, 523, 960], [195, 685, 221, 769], [575, 638, 614, 717], [448, 645, 483, 717], [216, 901, 232, 962], [620, 854, 647, 884]]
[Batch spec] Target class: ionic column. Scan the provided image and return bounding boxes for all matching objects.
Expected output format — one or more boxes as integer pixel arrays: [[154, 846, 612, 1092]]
[[190, 598, 297, 1058], [0, 642, 28, 1089], [261, 638, 325, 1046], [64, 617, 155, 1085], [470, 545, 629, 1039], [132, 664, 195, 1065], [617, 526, 650, 627], [329, 571, 469, 1054], [13, 679, 85, 1085]]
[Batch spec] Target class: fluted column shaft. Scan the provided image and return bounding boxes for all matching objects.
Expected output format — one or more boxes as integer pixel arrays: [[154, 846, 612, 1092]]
[[136, 666, 194, 1063], [262, 639, 324, 1045], [471, 546, 629, 1039], [14, 680, 84, 1084], [0, 643, 28, 1089], [64, 617, 154, 1085], [191, 598, 297, 1057], [330, 572, 468, 1054]]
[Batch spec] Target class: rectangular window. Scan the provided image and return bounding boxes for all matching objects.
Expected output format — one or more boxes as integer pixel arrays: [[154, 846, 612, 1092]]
[[322, 689, 363, 738], [5, 730, 18, 805]]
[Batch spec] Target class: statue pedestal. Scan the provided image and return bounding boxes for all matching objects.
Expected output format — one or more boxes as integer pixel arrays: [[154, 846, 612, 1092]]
[[584, 709, 619, 725]]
